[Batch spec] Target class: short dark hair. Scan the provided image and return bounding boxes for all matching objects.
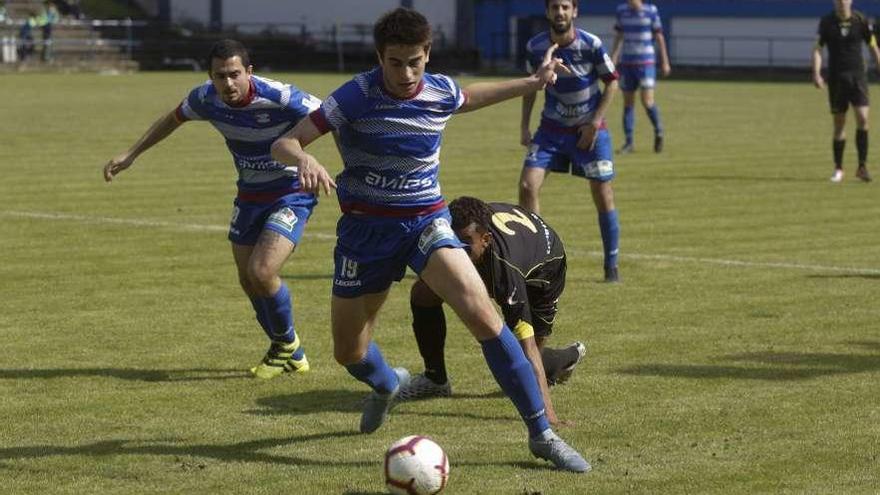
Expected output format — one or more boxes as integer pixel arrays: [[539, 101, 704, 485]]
[[545, 0, 578, 8], [206, 39, 250, 72], [449, 196, 494, 233], [373, 8, 432, 56]]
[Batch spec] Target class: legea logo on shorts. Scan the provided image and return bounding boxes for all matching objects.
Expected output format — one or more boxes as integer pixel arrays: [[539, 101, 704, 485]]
[[418, 218, 455, 254], [268, 207, 298, 232]]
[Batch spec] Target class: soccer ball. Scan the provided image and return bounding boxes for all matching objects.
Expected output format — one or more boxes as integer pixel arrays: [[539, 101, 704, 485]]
[[384, 435, 449, 495]]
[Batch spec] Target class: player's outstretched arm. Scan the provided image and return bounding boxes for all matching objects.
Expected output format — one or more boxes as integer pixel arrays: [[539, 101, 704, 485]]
[[103, 110, 182, 182], [270, 117, 337, 196], [811, 44, 825, 89], [459, 44, 570, 114]]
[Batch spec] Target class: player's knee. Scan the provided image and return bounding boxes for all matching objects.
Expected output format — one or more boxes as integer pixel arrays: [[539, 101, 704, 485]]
[[246, 260, 277, 293], [519, 178, 540, 198], [333, 345, 366, 366], [411, 279, 443, 307]]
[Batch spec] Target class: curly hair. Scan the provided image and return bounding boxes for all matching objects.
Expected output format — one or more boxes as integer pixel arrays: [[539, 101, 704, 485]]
[[448, 196, 494, 233], [373, 8, 432, 56], [207, 39, 250, 72]]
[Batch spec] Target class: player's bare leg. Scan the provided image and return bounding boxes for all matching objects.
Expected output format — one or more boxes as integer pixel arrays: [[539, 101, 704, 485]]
[[519, 166, 548, 214], [332, 290, 410, 433], [233, 232, 309, 378]]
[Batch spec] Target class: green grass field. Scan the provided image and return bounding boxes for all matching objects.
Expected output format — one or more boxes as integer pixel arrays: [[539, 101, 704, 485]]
[[1, 72, 878, 494]]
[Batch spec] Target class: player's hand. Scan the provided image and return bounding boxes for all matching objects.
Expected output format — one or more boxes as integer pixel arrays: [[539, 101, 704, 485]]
[[813, 73, 825, 89], [298, 153, 336, 196], [534, 43, 572, 88], [520, 128, 532, 147], [576, 122, 600, 151], [103, 154, 134, 182], [661, 62, 672, 77]]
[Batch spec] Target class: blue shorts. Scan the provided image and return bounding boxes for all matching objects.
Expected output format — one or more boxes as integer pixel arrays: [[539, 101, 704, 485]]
[[524, 127, 615, 182], [619, 64, 657, 92], [332, 208, 465, 298], [228, 192, 317, 246]]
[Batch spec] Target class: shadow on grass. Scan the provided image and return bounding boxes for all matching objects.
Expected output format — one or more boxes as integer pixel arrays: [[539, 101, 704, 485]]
[[0, 432, 552, 471], [0, 431, 373, 468], [250, 389, 366, 414], [0, 368, 246, 382], [249, 388, 506, 417], [618, 341, 880, 381]]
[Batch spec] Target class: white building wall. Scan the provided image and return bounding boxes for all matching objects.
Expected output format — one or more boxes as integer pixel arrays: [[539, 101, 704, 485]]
[[671, 17, 818, 67], [162, 0, 457, 44]]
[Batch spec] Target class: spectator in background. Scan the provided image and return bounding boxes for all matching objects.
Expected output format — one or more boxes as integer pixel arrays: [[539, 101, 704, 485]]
[[17, 11, 38, 61], [39, 1, 59, 62], [0, 2, 8, 24]]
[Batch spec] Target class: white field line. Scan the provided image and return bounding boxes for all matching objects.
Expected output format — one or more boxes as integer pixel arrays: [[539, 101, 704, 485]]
[[4, 209, 880, 275], [1, 209, 339, 240]]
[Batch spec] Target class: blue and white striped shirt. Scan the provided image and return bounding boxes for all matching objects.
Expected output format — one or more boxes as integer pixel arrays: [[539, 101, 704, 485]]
[[311, 68, 466, 211], [614, 2, 663, 66], [177, 75, 321, 194], [525, 30, 618, 128]]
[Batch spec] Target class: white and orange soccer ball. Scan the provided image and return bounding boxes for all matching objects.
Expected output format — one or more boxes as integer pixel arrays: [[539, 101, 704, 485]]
[[384, 435, 449, 495]]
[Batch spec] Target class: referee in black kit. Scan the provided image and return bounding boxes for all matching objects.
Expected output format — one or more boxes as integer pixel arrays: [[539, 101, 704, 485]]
[[813, 0, 880, 183]]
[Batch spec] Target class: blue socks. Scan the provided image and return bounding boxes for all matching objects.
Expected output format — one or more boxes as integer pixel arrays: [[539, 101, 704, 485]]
[[646, 105, 663, 136], [345, 341, 399, 394], [624, 105, 664, 143], [623, 105, 634, 144], [598, 210, 620, 270], [251, 282, 305, 360], [481, 326, 549, 438]]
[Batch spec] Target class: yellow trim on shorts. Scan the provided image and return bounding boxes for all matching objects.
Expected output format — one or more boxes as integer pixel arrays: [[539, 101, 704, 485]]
[[513, 320, 535, 340]]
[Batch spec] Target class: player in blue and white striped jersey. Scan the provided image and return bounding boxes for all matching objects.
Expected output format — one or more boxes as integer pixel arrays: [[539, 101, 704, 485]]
[[103, 40, 320, 381], [521, 0, 621, 283], [272, 7, 589, 473], [611, 0, 671, 153]]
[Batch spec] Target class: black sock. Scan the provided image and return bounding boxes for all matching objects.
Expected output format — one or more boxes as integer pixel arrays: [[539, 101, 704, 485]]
[[856, 129, 868, 167], [833, 139, 846, 168], [540, 346, 579, 378], [411, 302, 448, 384]]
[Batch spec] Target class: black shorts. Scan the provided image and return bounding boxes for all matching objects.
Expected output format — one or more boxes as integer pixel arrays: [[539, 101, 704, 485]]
[[827, 72, 869, 114], [526, 256, 566, 338]]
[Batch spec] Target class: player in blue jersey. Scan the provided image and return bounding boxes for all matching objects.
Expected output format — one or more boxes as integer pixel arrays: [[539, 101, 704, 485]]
[[103, 40, 320, 380], [610, 0, 671, 153], [271, 8, 589, 473], [520, 0, 621, 283]]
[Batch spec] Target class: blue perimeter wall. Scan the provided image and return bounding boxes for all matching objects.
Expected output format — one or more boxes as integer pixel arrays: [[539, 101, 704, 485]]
[[475, 0, 880, 59]]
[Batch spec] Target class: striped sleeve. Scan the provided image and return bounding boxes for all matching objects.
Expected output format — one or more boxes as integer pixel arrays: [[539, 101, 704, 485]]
[[651, 5, 663, 32], [176, 85, 208, 122]]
